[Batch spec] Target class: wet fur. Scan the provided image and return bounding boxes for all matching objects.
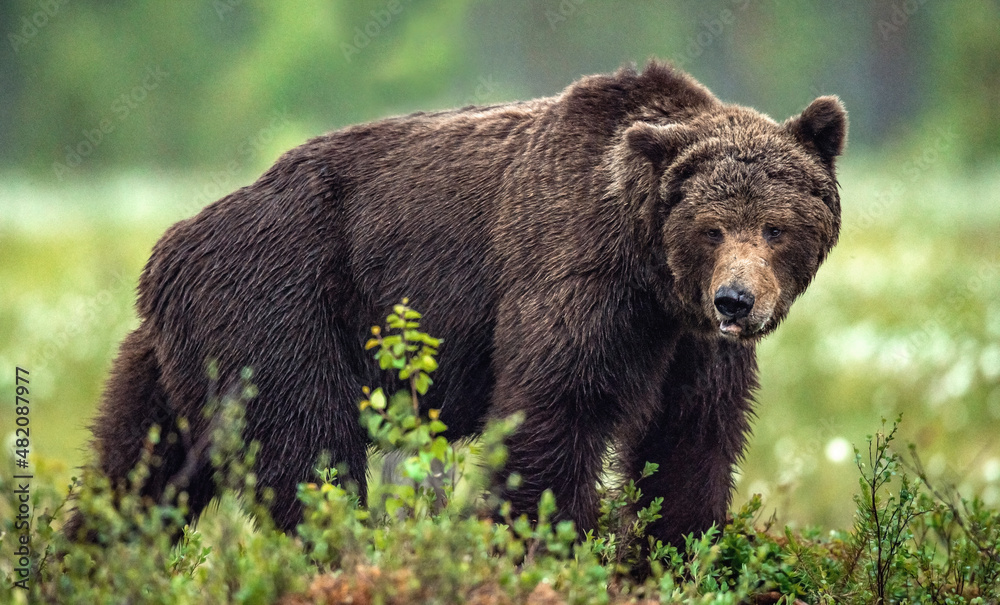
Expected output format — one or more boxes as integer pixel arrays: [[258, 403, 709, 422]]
[[70, 61, 846, 547]]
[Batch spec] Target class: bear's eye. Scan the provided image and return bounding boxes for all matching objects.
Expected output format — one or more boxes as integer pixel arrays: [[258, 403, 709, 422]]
[[764, 226, 783, 241], [704, 228, 723, 243]]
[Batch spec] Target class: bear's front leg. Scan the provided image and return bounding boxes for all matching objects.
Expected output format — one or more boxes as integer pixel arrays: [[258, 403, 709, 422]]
[[622, 333, 758, 548], [490, 390, 610, 531], [489, 285, 674, 535]]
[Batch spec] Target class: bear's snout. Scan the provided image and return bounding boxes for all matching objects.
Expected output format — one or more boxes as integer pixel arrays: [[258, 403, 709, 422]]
[[707, 239, 781, 339], [714, 285, 754, 320]]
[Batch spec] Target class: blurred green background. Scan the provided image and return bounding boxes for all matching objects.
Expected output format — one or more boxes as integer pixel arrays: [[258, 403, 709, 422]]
[[1, 0, 998, 531]]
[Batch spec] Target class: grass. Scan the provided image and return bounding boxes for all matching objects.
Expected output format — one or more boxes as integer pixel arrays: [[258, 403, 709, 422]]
[[1, 324, 998, 603]]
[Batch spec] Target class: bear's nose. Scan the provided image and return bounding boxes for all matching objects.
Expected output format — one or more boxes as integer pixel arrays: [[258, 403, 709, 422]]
[[714, 286, 755, 320]]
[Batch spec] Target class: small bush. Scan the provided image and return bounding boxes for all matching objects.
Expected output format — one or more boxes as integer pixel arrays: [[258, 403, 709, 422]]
[[3, 303, 999, 604]]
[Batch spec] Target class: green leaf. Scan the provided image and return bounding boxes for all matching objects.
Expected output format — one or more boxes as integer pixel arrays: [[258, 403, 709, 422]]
[[385, 496, 404, 518], [403, 457, 428, 483], [394, 483, 415, 504], [370, 388, 387, 410], [387, 426, 402, 445], [390, 391, 412, 410], [366, 413, 383, 436], [413, 425, 431, 446], [414, 372, 431, 395], [430, 436, 449, 460]]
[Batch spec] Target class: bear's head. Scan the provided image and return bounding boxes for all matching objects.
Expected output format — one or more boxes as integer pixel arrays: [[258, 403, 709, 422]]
[[626, 96, 847, 342]]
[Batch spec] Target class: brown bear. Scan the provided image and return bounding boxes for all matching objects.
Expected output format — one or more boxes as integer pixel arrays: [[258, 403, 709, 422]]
[[72, 61, 846, 548]]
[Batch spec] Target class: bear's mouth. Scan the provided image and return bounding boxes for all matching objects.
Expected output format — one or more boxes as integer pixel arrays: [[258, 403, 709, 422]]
[[718, 317, 768, 340], [719, 319, 744, 337], [717, 317, 775, 341]]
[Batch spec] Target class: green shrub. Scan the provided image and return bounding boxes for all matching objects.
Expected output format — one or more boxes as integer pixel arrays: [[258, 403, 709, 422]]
[[3, 303, 999, 604]]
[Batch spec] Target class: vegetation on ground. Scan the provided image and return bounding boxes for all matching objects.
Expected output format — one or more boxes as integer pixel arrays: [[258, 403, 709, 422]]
[[2, 302, 999, 604]]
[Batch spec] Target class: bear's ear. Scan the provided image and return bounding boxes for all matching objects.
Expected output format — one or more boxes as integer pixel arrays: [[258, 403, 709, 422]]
[[625, 122, 696, 172], [785, 96, 848, 168]]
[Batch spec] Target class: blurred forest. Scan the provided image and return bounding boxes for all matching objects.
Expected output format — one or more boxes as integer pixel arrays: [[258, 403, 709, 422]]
[[2, 0, 999, 170], [1, 0, 999, 530]]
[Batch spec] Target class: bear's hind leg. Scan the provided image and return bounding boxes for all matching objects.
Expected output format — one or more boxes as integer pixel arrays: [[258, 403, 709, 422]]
[[65, 325, 210, 540], [236, 317, 372, 533]]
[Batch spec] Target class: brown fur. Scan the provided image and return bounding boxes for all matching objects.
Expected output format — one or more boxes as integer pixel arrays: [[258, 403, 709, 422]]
[[69, 61, 846, 547]]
